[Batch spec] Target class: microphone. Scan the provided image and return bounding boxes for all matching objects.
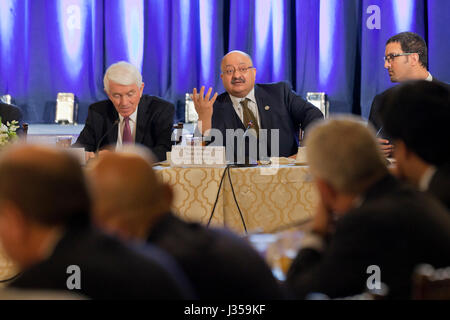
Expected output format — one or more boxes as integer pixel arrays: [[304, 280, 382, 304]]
[[231, 120, 258, 167], [245, 120, 253, 132], [243, 120, 259, 139], [376, 126, 383, 137], [96, 119, 119, 152]]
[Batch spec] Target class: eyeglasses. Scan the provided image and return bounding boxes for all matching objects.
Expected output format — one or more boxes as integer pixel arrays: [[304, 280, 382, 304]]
[[383, 52, 417, 63], [222, 66, 255, 76]]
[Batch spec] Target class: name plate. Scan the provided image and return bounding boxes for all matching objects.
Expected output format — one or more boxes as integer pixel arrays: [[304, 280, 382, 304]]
[[170, 146, 226, 167]]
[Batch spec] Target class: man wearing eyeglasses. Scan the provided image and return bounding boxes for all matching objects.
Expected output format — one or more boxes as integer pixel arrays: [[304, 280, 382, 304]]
[[369, 32, 449, 157], [192, 50, 323, 159], [74, 61, 174, 162]]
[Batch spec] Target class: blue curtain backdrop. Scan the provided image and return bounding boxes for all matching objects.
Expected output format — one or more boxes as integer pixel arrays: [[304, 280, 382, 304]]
[[0, 0, 449, 123]]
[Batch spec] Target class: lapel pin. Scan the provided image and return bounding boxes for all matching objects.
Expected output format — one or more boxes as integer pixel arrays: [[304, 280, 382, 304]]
[[265, 105, 270, 111]]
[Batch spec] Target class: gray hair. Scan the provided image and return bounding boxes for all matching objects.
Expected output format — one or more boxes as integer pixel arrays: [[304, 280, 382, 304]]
[[103, 61, 143, 92], [305, 116, 387, 194]]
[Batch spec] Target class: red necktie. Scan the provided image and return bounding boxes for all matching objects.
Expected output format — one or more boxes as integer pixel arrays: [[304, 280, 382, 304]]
[[122, 117, 133, 144]]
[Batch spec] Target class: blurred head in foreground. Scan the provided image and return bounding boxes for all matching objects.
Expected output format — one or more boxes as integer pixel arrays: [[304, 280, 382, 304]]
[[87, 145, 172, 241], [380, 80, 450, 187], [0, 144, 90, 269], [305, 116, 388, 214]]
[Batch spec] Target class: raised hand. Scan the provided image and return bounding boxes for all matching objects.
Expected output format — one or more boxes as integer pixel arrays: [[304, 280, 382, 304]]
[[192, 86, 218, 134]]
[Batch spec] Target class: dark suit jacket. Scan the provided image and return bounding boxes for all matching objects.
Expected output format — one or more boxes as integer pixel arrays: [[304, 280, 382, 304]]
[[285, 174, 450, 299], [210, 81, 323, 158], [10, 226, 191, 299], [368, 78, 450, 139], [147, 213, 286, 299], [0, 102, 22, 125], [74, 95, 174, 161], [428, 163, 450, 211]]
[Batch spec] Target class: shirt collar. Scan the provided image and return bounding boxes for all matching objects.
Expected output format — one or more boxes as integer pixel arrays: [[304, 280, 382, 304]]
[[419, 165, 437, 191], [425, 72, 433, 82], [118, 106, 139, 123], [229, 88, 256, 106]]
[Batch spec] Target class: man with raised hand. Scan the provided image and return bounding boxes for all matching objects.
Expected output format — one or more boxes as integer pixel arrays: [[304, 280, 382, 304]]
[[192, 50, 323, 160]]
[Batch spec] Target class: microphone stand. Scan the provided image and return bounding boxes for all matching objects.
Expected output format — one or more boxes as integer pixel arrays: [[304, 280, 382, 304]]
[[96, 119, 119, 153], [230, 121, 258, 168]]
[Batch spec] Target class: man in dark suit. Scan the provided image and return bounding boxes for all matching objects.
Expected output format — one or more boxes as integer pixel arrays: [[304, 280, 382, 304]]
[[192, 51, 323, 160], [88, 146, 286, 300], [0, 144, 192, 299], [285, 117, 450, 299], [74, 61, 174, 161], [380, 80, 450, 211], [368, 32, 450, 157], [0, 102, 22, 125]]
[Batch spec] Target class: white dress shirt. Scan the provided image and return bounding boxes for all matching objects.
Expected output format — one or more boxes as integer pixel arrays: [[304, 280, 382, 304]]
[[116, 107, 138, 150], [229, 88, 262, 128], [425, 72, 433, 82]]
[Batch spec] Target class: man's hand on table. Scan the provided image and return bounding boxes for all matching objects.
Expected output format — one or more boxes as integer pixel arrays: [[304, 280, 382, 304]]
[[85, 149, 114, 162], [378, 138, 394, 158], [85, 151, 95, 162]]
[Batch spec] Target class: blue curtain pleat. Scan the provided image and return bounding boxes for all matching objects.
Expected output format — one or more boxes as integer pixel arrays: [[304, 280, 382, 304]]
[[0, 0, 448, 123]]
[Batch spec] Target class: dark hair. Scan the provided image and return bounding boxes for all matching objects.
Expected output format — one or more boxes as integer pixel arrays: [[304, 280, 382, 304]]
[[387, 32, 428, 69], [380, 80, 450, 165], [0, 150, 91, 228]]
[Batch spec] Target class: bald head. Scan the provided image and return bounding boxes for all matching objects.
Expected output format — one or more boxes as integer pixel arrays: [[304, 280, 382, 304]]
[[0, 144, 90, 227], [221, 51, 253, 70], [220, 51, 256, 98], [88, 148, 171, 240]]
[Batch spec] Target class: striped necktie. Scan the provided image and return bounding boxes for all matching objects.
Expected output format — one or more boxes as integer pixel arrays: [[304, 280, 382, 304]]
[[240, 98, 259, 134]]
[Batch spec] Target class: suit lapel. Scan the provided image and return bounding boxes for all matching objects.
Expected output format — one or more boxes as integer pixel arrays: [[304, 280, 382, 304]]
[[254, 85, 272, 130], [135, 96, 151, 144], [107, 104, 119, 144], [220, 94, 245, 130]]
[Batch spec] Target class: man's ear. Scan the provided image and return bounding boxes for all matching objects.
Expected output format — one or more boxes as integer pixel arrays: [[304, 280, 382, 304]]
[[315, 178, 337, 210], [105, 89, 112, 101], [139, 82, 145, 96], [0, 202, 29, 246], [410, 53, 420, 67]]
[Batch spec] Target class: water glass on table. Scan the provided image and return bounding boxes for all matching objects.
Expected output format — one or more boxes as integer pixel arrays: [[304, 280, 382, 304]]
[[56, 136, 73, 148]]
